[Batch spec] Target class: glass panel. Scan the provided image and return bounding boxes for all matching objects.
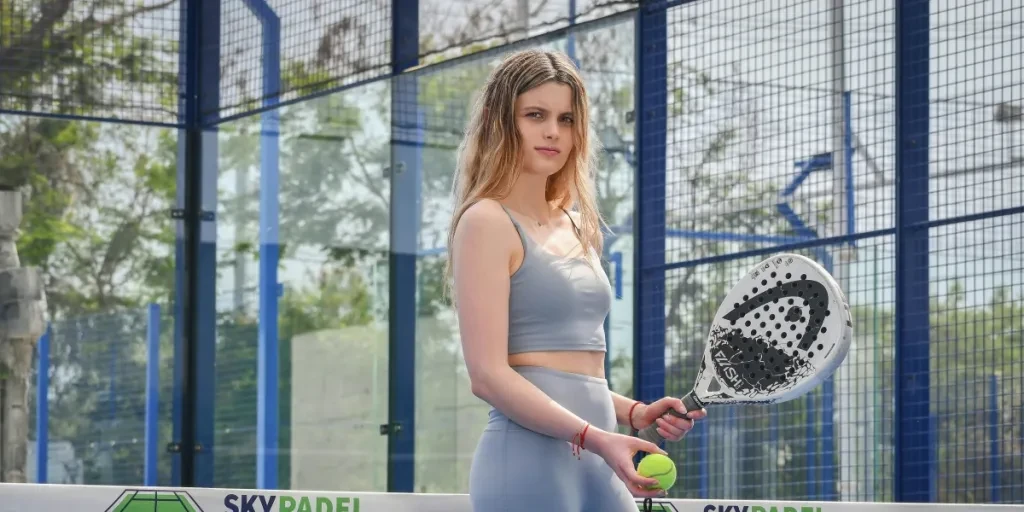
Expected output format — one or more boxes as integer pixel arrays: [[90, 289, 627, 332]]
[[412, 19, 637, 493], [214, 80, 391, 491], [4, 116, 179, 486], [412, 55, 494, 495], [586, 23, 637, 403]]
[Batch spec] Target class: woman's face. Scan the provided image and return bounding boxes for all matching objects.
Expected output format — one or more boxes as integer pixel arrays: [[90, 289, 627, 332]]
[[514, 81, 576, 178]]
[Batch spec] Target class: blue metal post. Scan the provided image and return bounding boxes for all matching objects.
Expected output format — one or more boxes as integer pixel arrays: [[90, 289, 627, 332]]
[[195, 0, 222, 487], [929, 411, 938, 501], [145, 303, 162, 486], [699, 421, 708, 498], [726, 406, 738, 498], [989, 374, 1000, 503], [172, 158, 184, 488], [172, 0, 188, 478], [177, 0, 221, 488], [610, 251, 624, 299], [806, 393, 817, 499], [239, 0, 282, 490], [893, 0, 932, 501], [670, 229, 812, 245], [768, 412, 778, 498], [388, 0, 420, 492], [843, 91, 855, 240], [820, 256, 836, 500], [109, 328, 117, 425], [821, 371, 835, 499], [35, 324, 50, 484], [633, 0, 669, 414]]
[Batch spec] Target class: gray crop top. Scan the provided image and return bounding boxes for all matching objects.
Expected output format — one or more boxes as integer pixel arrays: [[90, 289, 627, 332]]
[[500, 205, 613, 355]]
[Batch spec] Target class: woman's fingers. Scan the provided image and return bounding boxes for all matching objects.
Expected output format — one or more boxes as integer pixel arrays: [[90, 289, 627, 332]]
[[620, 461, 663, 494], [656, 417, 686, 440]]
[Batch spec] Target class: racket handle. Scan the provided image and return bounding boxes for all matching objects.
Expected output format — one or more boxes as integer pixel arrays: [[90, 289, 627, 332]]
[[636, 392, 704, 445]]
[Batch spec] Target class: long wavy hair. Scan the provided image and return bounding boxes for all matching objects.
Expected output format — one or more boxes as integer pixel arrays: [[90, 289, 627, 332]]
[[445, 49, 605, 300]]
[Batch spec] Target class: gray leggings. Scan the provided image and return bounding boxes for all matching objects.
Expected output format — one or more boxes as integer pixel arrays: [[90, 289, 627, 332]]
[[468, 365, 637, 512]]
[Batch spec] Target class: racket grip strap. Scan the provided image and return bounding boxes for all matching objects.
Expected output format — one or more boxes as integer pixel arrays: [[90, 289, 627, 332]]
[[681, 393, 704, 415], [663, 393, 704, 421]]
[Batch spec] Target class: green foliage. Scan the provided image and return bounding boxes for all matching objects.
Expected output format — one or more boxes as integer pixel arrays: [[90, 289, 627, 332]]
[[0, 0, 179, 117]]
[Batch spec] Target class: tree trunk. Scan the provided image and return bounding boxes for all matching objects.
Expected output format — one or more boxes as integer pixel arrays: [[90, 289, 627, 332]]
[[0, 188, 48, 483]]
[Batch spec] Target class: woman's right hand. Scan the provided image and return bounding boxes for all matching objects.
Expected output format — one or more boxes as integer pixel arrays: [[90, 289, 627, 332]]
[[585, 428, 669, 499]]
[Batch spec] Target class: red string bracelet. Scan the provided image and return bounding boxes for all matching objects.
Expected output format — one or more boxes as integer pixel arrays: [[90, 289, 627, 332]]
[[628, 401, 642, 431], [571, 423, 591, 459]]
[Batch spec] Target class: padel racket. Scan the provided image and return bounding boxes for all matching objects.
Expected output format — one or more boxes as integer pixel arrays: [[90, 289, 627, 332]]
[[637, 253, 853, 444]]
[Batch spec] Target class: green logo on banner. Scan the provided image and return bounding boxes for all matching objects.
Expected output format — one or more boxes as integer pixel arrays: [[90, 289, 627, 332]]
[[703, 505, 824, 512], [224, 493, 361, 512], [105, 489, 205, 512], [637, 499, 679, 512]]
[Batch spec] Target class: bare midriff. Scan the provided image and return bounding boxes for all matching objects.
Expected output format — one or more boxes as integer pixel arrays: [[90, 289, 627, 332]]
[[508, 350, 606, 379]]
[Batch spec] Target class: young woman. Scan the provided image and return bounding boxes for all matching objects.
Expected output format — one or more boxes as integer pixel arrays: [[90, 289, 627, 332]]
[[446, 49, 707, 511]]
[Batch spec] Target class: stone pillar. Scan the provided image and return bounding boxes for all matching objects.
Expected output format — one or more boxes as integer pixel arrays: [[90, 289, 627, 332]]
[[0, 188, 48, 483]]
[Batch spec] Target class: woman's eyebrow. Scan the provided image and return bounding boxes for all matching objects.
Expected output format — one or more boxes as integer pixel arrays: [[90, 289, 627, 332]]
[[522, 105, 573, 115]]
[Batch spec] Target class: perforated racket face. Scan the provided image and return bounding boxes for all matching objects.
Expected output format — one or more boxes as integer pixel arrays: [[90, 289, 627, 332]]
[[691, 254, 852, 405]]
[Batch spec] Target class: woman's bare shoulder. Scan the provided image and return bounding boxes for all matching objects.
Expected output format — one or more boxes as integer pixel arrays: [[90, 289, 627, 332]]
[[453, 198, 515, 248]]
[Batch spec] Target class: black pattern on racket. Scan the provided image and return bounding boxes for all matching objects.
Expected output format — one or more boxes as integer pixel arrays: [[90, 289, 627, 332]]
[[637, 253, 853, 445]]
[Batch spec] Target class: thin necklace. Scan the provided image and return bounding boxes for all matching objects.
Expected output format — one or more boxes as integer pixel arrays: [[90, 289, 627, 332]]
[[525, 212, 549, 227], [507, 204, 548, 227]]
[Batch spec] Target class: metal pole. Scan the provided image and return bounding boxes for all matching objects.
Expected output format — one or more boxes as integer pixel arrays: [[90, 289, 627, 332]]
[[144, 304, 161, 486], [34, 325, 50, 484], [668, 161, 1015, 226], [827, 0, 849, 502], [239, 0, 283, 489]]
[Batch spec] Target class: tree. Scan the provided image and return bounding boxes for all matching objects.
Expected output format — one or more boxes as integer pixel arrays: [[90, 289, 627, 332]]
[[1, 0, 178, 483], [3, 119, 178, 484], [0, 187, 48, 483]]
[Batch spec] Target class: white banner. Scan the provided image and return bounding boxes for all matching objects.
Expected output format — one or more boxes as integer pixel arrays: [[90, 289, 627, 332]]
[[0, 483, 1018, 512]]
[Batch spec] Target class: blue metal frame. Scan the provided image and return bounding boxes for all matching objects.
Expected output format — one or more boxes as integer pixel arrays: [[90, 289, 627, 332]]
[[988, 374, 1000, 503], [145, 303, 162, 486], [806, 394, 818, 500], [194, 0, 222, 488], [893, 0, 932, 502], [820, 366, 836, 500], [387, 0, 420, 493], [34, 325, 50, 483], [633, 0, 669, 415], [171, 0, 192, 487], [843, 91, 856, 243], [237, 0, 283, 490], [175, 0, 220, 488], [0, 108, 182, 128]]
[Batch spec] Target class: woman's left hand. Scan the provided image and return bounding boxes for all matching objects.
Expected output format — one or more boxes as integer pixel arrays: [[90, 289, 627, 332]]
[[631, 398, 707, 442]]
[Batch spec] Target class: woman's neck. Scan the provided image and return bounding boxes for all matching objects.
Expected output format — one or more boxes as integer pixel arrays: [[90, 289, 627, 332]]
[[503, 174, 553, 225]]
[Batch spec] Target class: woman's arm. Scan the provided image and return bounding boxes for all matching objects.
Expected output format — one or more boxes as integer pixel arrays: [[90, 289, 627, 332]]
[[610, 391, 643, 429], [612, 390, 708, 441], [453, 200, 594, 443]]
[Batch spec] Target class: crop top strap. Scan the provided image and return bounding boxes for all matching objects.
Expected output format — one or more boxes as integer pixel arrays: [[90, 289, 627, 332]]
[[499, 204, 529, 250], [561, 208, 581, 235]]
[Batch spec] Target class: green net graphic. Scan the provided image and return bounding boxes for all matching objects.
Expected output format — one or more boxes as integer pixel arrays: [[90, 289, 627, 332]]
[[106, 490, 203, 512], [637, 500, 678, 512]]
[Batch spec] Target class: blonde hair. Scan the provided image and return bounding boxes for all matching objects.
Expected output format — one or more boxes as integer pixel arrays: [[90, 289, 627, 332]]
[[445, 49, 606, 298]]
